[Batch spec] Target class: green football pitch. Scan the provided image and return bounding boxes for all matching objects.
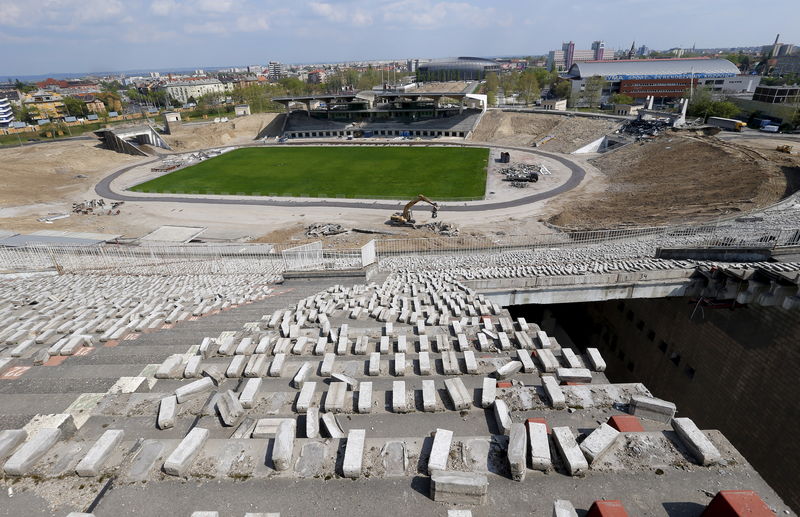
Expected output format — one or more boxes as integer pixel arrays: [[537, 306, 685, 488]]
[[131, 146, 489, 200]]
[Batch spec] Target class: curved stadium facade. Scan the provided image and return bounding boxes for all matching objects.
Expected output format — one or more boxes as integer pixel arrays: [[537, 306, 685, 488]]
[[416, 57, 500, 82]]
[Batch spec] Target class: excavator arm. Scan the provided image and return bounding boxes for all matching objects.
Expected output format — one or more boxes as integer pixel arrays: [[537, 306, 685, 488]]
[[390, 194, 439, 225]]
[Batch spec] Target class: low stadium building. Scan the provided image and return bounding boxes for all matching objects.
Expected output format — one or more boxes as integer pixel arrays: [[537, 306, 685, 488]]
[[566, 57, 756, 101], [415, 57, 500, 82], [271, 90, 487, 139]]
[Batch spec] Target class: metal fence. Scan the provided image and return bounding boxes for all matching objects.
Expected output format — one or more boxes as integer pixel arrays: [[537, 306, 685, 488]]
[[1, 225, 798, 275]]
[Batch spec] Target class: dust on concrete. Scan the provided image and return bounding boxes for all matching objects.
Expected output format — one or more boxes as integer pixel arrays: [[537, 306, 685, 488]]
[[548, 134, 789, 229], [470, 110, 621, 152]]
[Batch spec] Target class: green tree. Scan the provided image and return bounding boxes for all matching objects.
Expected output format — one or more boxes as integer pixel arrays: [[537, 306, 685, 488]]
[[582, 76, 607, 107], [610, 93, 635, 105], [687, 87, 740, 120], [552, 79, 572, 99], [517, 69, 541, 105], [484, 72, 499, 106], [14, 79, 36, 93], [63, 97, 89, 117]]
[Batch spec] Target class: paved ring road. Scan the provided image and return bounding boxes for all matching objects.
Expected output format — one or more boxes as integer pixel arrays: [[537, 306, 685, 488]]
[[95, 141, 586, 212]]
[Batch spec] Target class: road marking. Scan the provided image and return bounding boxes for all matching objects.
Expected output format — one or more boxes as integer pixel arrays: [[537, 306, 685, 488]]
[[124, 334, 140, 341], [74, 346, 95, 357], [43, 356, 69, 367]]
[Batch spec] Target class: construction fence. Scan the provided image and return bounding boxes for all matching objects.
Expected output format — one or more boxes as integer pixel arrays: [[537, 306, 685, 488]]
[[0, 225, 798, 275]]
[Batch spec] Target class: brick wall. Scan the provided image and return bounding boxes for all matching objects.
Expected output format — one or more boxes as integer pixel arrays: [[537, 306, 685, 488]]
[[511, 299, 800, 510]]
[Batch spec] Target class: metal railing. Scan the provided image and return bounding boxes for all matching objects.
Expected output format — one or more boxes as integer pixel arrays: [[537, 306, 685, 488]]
[[1, 225, 798, 276]]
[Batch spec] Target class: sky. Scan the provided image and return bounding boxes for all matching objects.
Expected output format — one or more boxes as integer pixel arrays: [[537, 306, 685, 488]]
[[1, 0, 799, 77]]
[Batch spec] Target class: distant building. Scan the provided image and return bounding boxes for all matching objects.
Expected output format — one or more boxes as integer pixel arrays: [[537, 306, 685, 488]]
[[234, 104, 251, 117], [773, 55, 800, 75], [416, 57, 500, 81], [164, 79, 231, 104], [752, 84, 800, 104], [84, 97, 107, 114], [566, 58, 744, 101], [268, 61, 285, 81], [0, 97, 14, 128], [548, 41, 606, 71], [540, 99, 567, 111], [307, 70, 327, 84], [23, 90, 67, 120]]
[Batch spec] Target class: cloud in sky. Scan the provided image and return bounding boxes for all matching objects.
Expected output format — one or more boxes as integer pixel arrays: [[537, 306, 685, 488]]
[[0, 0, 798, 76]]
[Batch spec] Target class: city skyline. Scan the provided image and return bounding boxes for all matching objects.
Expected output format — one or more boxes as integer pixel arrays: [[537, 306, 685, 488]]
[[1, 0, 799, 77]]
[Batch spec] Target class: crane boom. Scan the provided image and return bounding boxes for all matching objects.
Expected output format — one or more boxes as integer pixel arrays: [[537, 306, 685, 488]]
[[390, 194, 439, 225]]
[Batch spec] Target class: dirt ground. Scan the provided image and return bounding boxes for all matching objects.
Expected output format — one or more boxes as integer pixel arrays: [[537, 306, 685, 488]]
[[408, 81, 470, 93], [469, 110, 622, 153], [547, 133, 798, 229], [163, 112, 281, 151], [0, 140, 141, 218]]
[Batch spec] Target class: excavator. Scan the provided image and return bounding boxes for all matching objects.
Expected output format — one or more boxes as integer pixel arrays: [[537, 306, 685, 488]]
[[390, 194, 439, 225]]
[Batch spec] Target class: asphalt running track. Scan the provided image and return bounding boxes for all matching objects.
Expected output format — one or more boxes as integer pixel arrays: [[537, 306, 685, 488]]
[[95, 142, 587, 212]]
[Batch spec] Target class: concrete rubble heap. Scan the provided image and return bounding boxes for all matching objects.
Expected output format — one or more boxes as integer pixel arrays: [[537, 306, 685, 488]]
[[0, 266, 792, 515]]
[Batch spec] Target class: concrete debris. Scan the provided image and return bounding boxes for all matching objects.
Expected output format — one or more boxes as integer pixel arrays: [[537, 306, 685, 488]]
[[72, 199, 123, 215], [499, 164, 540, 183], [619, 119, 670, 139], [306, 223, 348, 237], [420, 221, 460, 236]]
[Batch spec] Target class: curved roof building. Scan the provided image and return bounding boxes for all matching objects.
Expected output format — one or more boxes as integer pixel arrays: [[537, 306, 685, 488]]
[[417, 57, 500, 82], [567, 58, 741, 81]]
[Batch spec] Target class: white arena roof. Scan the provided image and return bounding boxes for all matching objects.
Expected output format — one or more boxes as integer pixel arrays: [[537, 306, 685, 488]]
[[567, 58, 741, 81]]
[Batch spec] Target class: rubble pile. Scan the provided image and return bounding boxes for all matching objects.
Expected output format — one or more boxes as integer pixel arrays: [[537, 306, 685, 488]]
[[306, 223, 348, 237], [420, 221, 460, 236], [499, 164, 540, 183], [71, 199, 124, 215], [619, 119, 670, 139]]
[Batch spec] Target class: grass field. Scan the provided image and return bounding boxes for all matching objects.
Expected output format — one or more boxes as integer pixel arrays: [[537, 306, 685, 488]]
[[131, 146, 489, 200]]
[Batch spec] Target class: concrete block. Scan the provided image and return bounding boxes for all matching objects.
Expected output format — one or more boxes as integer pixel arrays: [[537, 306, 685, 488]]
[[272, 419, 296, 471], [392, 381, 408, 413], [163, 427, 208, 476], [314, 336, 327, 355], [3, 428, 62, 476], [368, 352, 380, 376], [320, 353, 335, 377], [671, 417, 721, 466], [556, 368, 592, 384], [517, 350, 535, 373], [430, 470, 488, 505], [252, 418, 293, 438], [418, 335, 429, 352], [463, 351, 478, 374], [354, 336, 368, 355], [296, 382, 316, 413], [75, 429, 124, 477], [561, 348, 583, 369], [201, 365, 225, 386], [394, 353, 406, 376], [332, 372, 359, 390], [343, 429, 366, 478], [157, 395, 177, 430], [551, 427, 588, 476], [422, 380, 437, 412], [268, 353, 285, 377], [508, 423, 527, 481], [225, 355, 247, 378], [456, 333, 469, 352], [357, 381, 372, 414], [155, 354, 185, 379], [498, 332, 511, 350], [580, 423, 620, 464], [553, 500, 579, 517], [427, 428, 453, 473], [292, 336, 308, 355], [183, 356, 202, 378], [306, 408, 320, 439], [444, 378, 471, 410], [273, 338, 291, 355], [239, 378, 262, 409], [218, 336, 236, 356], [397, 335, 407, 353], [291, 362, 313, 388], [481, 377, 496, 408], [244, 354, 269, 378], [418, 351, 431, 375], [256, 334, 275, 354], [476, 332, 489, 351], [528, 422, 551, 472], [536, 349, 559, 373], [191, 513, 218, 517], [630, 395, 676, 423], [236, 337, 256, 355], [495, 361, 522, 380], [541, 376, 566, 409], [436, 335, 450, 352], [174, 377, 214, 404], [493, 399, 512, 435], [586, 348, 607, 372], [0, 430, 27, 459], [216, 390, 244, 427], [380, 335, 390, 354], [325, 382, 347, 413], [536, 330, 552, 348]]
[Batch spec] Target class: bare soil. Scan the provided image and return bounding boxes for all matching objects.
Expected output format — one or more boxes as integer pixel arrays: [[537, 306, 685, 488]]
[[163, 113, 281, 152], [407, 81, 470, 93], [470, 110, 621, 152], [548, 134, 791, 229]]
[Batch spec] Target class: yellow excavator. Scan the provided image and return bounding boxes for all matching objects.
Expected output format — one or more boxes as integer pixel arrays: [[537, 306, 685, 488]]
[[390, 194, 439, 225]]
